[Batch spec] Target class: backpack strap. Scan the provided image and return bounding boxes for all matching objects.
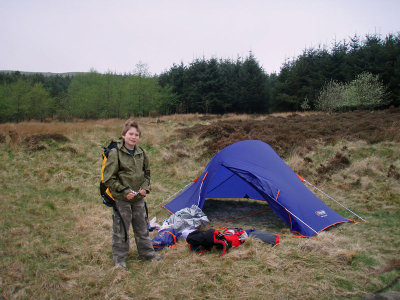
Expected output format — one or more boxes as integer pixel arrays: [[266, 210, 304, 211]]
[[113, 205, 128, 242], [118, 147, 120, 168], [114, 143, 120, 169], [213, 230, 230, 256], [144, 200, 149, 223]]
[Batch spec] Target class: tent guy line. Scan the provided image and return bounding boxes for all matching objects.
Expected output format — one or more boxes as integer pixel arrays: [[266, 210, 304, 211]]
[[302, 179, 368, 223]]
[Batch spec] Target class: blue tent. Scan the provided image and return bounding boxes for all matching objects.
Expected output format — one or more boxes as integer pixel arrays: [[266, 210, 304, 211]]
[[164, 140, 351, 237]]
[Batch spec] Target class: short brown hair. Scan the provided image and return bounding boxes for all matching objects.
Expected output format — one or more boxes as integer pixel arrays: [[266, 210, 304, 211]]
[[121, 119, 141, 136]]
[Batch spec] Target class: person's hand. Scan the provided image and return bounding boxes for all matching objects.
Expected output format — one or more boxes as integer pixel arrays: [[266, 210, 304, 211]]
[[138, 189, 147, 196], [126, 190, 137, 200]]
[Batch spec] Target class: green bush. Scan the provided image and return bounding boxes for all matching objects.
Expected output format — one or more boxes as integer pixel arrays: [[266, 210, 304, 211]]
[[315, 80, 345, 112], [344, 72, 389, 110], [316, 72, 389, 112], [300, 97, 311, 111]]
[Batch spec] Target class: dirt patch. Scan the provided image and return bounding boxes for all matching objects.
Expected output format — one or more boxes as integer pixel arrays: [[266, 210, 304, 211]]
[[20, 133, 72, 153], [58, 146, 78, 155], [317, 152, 350, 175], [9, 130, 19, 142], [387, 165, 400, 180], [29, 145, 48, 152], [24, 133, 70, 146], [202, 199, 287, 232], [176, 108, 400, 159]]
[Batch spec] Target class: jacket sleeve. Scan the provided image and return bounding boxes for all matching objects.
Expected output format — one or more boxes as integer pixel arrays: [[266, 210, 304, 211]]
[[103, 149, 130, 199], [140, 149, 151, 193]]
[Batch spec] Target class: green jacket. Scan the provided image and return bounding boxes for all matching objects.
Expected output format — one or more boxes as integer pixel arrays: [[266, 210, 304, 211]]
[[103, 139, 150, 201]]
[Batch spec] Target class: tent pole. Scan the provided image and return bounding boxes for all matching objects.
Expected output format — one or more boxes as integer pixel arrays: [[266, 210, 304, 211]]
[[284, 207, 319, 235], [197, 181, 204, 207], [303, 179, 367, 222], [160, 181, 192, 206], [197, 172, 208, 207]]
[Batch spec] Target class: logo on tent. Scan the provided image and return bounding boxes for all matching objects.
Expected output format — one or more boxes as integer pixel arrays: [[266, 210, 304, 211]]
[[315, 210, 328, 217]]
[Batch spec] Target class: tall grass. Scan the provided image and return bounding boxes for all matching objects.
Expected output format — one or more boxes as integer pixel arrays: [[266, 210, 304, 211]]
[[0, 111, 399, 299]]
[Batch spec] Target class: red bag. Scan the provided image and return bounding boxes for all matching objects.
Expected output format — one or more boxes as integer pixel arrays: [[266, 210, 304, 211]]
[[219, 228, 247, 248]]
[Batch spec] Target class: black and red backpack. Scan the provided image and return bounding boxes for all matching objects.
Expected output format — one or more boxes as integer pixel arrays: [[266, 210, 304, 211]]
[[219, 228, 247, 248], [186, 228, 247, 257]]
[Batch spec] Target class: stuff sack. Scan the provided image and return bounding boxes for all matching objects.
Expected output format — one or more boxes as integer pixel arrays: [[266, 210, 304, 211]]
[[187, 229, 231, 257], [152, 229, 181, 251], [247, 229, 279, 245]]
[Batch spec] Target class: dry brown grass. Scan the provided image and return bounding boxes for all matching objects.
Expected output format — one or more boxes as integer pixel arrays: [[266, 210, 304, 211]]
[[176, 108, 400, 160], [1, 110, 400, 299]]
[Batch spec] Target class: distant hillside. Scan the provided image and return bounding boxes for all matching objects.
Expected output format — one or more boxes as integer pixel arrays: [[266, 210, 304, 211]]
[[0, 70, 86, 77]]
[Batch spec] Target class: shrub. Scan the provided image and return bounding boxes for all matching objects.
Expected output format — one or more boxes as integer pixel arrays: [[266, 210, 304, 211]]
[[343, 72, 389, 110], [300, 97, 311, 111], [315, 80, 344, 112], [316, 72, 389, 112]]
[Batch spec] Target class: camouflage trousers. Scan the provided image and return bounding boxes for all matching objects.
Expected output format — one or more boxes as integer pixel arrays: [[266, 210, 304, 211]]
[[112, 198, 156, 263]]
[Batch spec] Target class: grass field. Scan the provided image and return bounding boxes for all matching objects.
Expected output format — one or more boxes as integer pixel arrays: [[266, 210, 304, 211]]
[[0, 110, 399, 299]]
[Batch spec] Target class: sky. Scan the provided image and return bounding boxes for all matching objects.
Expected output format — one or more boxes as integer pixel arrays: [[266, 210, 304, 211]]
[[1, 0, 399, 76]]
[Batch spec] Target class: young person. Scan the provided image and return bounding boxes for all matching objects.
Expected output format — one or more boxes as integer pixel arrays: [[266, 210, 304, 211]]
[[103, 120, 162, 269]]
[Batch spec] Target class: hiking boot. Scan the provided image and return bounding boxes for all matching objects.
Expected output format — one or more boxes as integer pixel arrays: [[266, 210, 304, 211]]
[[140, 254, 163, 261], [151, 254, 163, 261], [114, 261, 128, 270]]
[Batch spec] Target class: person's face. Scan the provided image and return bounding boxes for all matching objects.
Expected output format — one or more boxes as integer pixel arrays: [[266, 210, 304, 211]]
[[122, 127, 140, 149]]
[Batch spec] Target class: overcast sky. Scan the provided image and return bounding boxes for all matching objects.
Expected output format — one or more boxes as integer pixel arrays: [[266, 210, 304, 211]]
[[1, 0, 399, 75]]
